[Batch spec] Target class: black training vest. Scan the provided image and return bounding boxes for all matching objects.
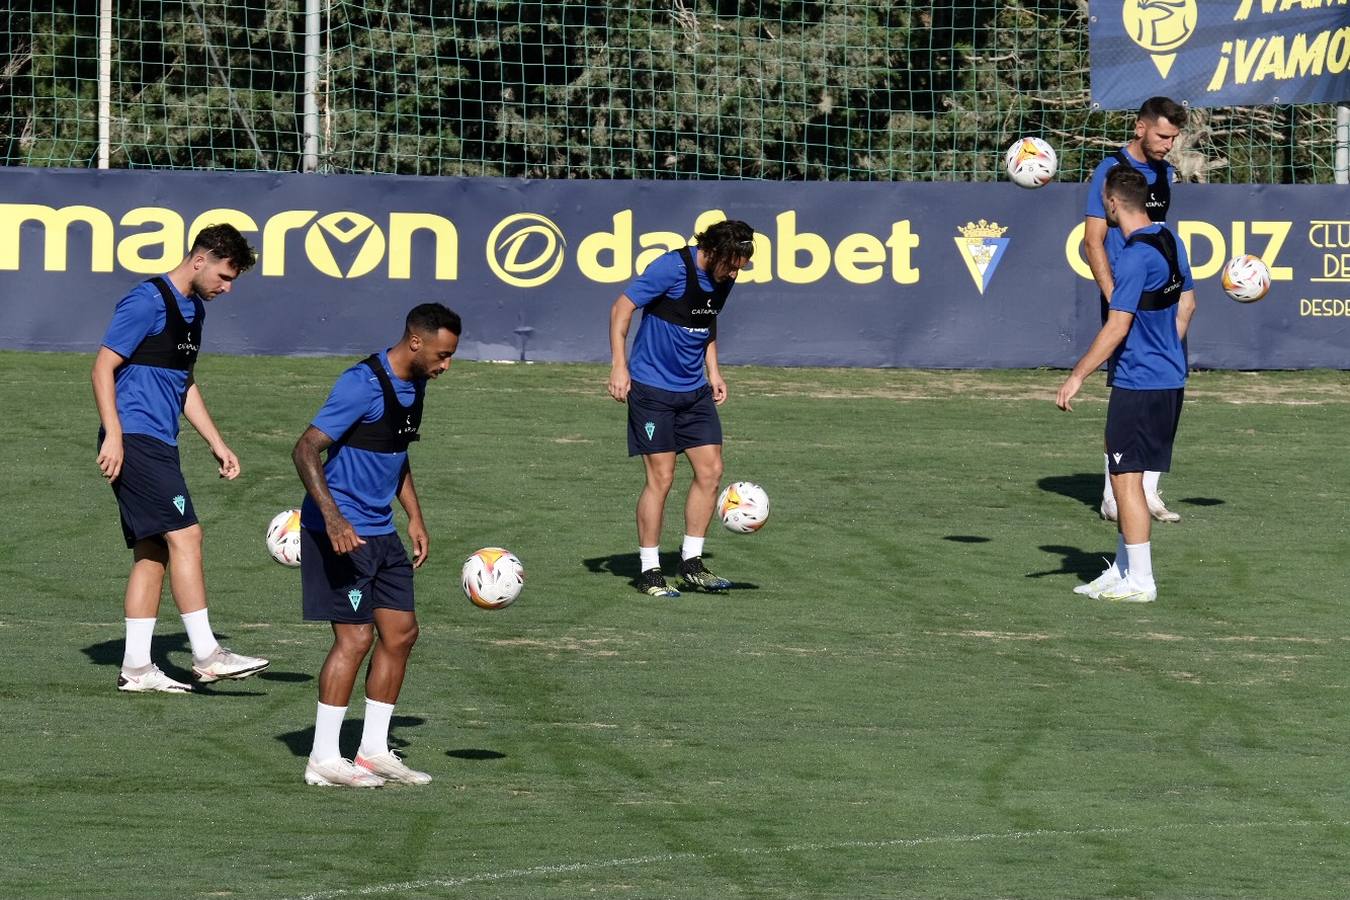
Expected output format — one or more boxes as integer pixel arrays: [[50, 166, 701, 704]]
[[1113, 150, 1171, 223], [124, 277, 203, 372], [1124, 227, 1185, 312], [339, 354, 424, 453], [641, 247, 733, 341]]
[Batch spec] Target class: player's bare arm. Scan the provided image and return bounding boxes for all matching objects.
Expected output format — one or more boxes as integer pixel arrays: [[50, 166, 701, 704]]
[[1176, 289, 1197, 341], [607, 294, 638, 402], [292, 425, 366, 554], [706, 339, 727, 405], [91, 346, 127, 481], [1056, 311, 1134, 412], [396, 462, 428, 568], [1083, 216, 1114, 300], [182, 378, 239, 480]]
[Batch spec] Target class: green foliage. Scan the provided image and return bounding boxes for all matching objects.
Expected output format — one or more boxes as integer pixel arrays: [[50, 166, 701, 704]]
[[2, 1, 1341, 181]]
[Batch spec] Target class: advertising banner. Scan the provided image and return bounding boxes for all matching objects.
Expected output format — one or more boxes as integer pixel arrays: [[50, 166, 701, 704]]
[[0, 167, 1348, 369], [1090, 0, 1350, 109]]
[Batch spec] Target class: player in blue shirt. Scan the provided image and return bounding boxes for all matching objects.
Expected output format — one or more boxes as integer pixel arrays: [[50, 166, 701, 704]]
[[292, 303, 461, 788], [1058, 167, 1197, 604], [92, 224, 269, 694], [1083, 96, 1188, 524], [607, 219, 756, 598]]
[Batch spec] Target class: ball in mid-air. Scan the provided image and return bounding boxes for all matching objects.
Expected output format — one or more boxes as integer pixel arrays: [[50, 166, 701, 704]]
[[718, 482, 770, 534], [265, 508, 302, 567], [1004, 137, 1057, 189], [1221, 254, 1271, 303], [461, 547, 525, 609]]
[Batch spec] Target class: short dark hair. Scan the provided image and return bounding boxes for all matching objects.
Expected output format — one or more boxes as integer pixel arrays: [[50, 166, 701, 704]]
[[695, 219, 755, 274], [1138, 96, 1188, 129], [1105, 166, 1149, 212], [405, 302, 462, 337], [190, 223, 257, 273]]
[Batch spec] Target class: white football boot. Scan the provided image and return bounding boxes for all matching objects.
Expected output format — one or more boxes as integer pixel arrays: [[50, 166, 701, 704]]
[[355, 749, 432, 785], [305, 757, 386, 788], [1073, 562, 1124, 599], [1146, 492, 1181, 523], [1097, 576, 1158, 604]]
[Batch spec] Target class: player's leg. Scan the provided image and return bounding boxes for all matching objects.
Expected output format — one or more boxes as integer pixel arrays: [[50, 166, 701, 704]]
[[355, 589, 430, 785], [679, 443, 731, 591], [1096, 388, 1174, 603], [627, 381, 680, 597], [117, 537, 192, 693], [301, 527, 383, 787], [163, 523, 269, 683], [635, 452, 680, 597], [1143, 470, 1181, 522]]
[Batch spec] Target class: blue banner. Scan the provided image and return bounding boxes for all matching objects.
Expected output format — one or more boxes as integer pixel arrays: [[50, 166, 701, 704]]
[[1, 168, 1348, 369], [1090, 0, 1350, 109]]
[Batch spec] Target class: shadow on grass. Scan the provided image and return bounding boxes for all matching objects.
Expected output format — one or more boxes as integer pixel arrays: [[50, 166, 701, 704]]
[[447, 748, 507, 760], [1037, 473, 1102, 510], [80, 632, 289, 695], [943, 535, 991, 544], [1180, 497, 1225, 507], [1027, 545, 1112, 581], [275, 715, 426, 759], [583, 551, 759, 591]]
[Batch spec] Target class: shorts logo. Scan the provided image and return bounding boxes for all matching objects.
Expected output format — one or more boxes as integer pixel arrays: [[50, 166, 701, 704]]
[[644, 421, 656, 440], [1112, 452, 1124, 464], [171, 494, 186, 515], [348, 589, 363, 611]]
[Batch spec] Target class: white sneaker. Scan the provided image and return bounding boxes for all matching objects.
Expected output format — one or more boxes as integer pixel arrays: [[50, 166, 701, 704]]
[[1147, 492, 1181, 523], [355, 749, 432, 785], [1073, 562, 1124, 598], [192, 646, 270, 683], [1097, 577, 1158, 603], [117, 664, 193, 694], [1100, 496, 1118, 522], [305, 757, 386, 788]]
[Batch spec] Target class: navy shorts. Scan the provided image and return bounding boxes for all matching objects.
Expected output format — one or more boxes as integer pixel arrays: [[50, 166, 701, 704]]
[[301, 528, 415, 623], [102, 431, 198, 548], [626, 381, 722, 456], [1105, 387, 1185, 474]]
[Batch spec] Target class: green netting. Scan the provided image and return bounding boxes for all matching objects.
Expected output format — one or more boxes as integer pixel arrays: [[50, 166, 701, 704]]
[[0, 1, 1342, 182]]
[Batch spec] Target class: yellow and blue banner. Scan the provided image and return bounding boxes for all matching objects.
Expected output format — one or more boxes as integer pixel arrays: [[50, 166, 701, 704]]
[[1090, 0, 1350, 109], [1, 168, 1349, 369]]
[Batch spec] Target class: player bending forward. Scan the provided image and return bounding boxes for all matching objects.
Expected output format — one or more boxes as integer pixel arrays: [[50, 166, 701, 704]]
[[1056, 167, 1196, 604], [607, 219, 756, 598], [292, 303, 461, 787]]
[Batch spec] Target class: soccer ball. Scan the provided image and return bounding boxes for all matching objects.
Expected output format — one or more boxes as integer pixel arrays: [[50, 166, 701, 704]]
[[461, 547, 525, 609], [1221, 254, 1271, 303], [1004, 137, 1057, 189], [718, 482, 770, 534], [265, 508, 301, 567]]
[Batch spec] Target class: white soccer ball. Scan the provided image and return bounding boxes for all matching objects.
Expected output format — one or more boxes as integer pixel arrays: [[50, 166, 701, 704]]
[[1221, 254, 1271, 303], [717, 481, 770, 534], [265, 508, 302, 567], [1004, 136, 1057, 189], [461, 547, 525, 609]]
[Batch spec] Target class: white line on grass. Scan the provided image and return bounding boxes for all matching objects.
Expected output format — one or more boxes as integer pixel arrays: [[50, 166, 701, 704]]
[[286, 818, 1344, 899]]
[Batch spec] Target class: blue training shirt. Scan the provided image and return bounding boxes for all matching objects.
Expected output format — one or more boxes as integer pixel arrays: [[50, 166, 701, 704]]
[[1108, 224, 1194, 390], [1085, 147, 1176, 270], [100, 278, 201, 446], [300, 350, 420, 536], [625, 249, 719, 392]]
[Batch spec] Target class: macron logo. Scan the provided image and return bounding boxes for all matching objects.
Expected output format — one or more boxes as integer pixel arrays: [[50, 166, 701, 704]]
[[1112, 453, 1123, 465]]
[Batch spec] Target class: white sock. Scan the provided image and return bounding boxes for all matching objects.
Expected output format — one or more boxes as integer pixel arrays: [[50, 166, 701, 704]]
[[360, 698, 396, 758], [180, 607, 219, 660], [1112, 534, 1129, 578], [1143, 471, 1161, 495], [1102, 454, 1116, 503], [311, 702, 347, 762], [681, 534, 705, 561], [123, 617, 156, 669], [639, 546, 660, 572], [1125, 541, 1154, 587]]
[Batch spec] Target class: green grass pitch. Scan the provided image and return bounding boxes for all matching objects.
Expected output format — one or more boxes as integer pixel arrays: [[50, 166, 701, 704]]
[[3, 351, 1349, 899]]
